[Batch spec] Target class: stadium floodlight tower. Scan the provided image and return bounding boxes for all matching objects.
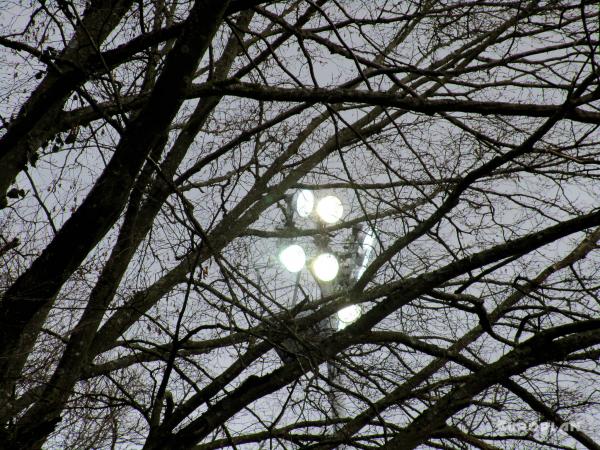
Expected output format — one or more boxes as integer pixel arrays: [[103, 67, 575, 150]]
[[276, 189, 377, 440]]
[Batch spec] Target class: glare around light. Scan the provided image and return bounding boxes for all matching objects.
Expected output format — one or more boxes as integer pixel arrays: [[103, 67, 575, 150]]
[[316, 195, 343, 224], [337, 305, 361, 328], [312, 253, 339, 281], [356, 227, 376, 280], [362, 227, 376, 253], [279, 244, 306, 273], [295, 190, 314, 218]]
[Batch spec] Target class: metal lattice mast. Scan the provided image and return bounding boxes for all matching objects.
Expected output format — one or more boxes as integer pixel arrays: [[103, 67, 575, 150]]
[[275, 191, 377, 447]]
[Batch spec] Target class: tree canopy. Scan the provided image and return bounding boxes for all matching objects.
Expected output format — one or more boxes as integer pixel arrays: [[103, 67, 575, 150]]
[[1, 0, 600, 448]]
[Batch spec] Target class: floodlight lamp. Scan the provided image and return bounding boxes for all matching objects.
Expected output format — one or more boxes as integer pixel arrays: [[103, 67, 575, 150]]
[[312, 253, 339, 282], [295, 190, 314, 218], [356, 226, 377, 280], [337, 305, 361, 328], [316, 195, 343, 224], [279, 244, 306, 273], [362, 227, 376, 252]]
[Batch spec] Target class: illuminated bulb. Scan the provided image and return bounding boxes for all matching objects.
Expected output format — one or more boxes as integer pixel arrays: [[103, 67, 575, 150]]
[[295, 190, 314, 218], [279, 244, 306, 273], [312, 253, 339, 281], [337, 305, 361, 327], [316, 195, 343, 224]]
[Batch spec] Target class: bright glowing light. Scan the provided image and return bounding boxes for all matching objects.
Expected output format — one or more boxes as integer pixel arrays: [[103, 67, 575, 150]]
[[316, 195, 343, 224], [362, 228, 376, 253], [337, 305, 361, 328], [295, 190, 314, 218], [356, 227, 376, 280], [279, 244, 306, 273], [312, 253, 339, 281]]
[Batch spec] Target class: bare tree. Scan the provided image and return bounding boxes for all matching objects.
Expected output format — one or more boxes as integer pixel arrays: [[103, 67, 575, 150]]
[[1, 0, 600, 448]]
